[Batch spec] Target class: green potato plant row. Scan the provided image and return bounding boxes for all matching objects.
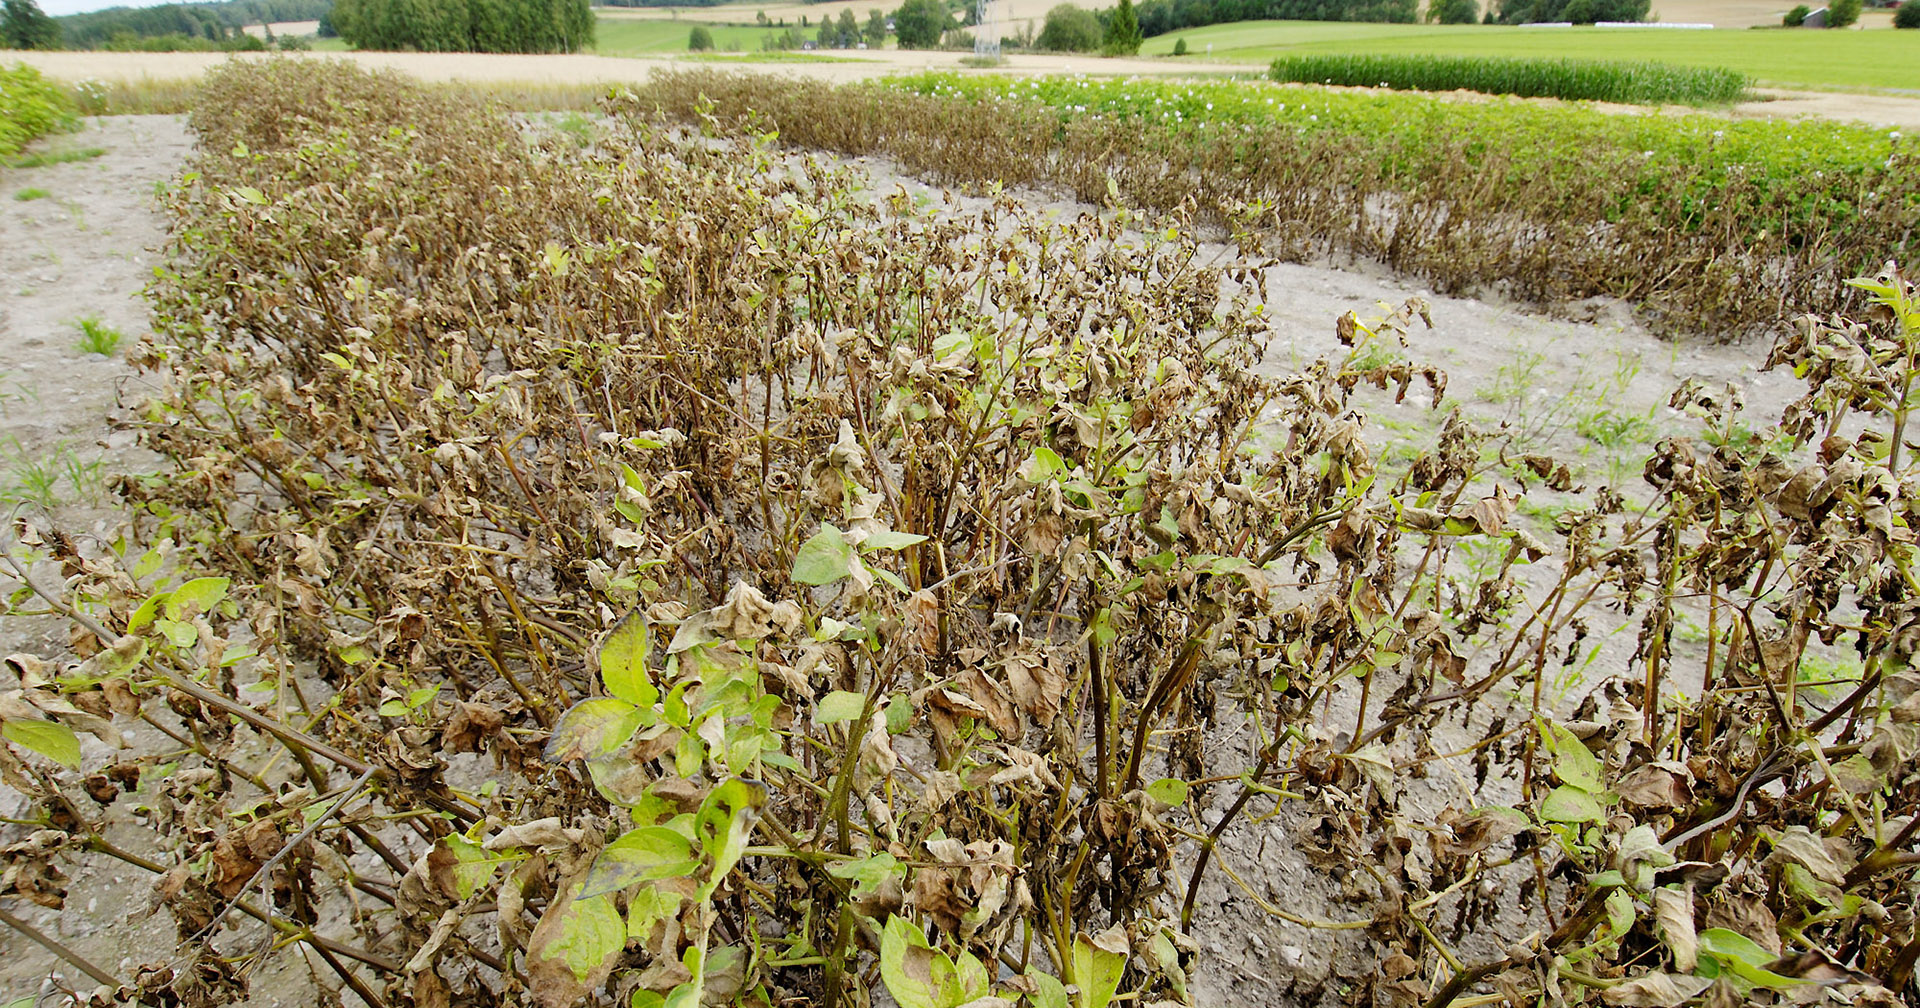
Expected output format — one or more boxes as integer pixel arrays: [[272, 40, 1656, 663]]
[[639, 69, 1913, 339], [0, 62, 76, 160], [5, 59, 1920, 1008], [1267, 53, 1751, 105]]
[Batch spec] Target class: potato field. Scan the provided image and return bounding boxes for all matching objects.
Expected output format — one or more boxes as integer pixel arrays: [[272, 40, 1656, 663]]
[[2, 57, 1920, 1008]]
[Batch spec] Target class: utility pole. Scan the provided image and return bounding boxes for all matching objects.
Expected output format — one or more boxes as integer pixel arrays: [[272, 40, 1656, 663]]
[[974, 0, 1000, 59]]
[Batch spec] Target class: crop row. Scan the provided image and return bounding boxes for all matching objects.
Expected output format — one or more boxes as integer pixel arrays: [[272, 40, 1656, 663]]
[[1267, 53, 1751, 105], [109, 57, 1468, 1007], [637, 70, 1912, 338]]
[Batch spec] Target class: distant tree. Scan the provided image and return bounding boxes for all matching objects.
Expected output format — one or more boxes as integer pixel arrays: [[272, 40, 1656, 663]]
[[864, 8, 886, 44], [1035, 3, 1099, 49], [1898, 0, 1920, 27], [1101, 0, 1140, 53], [1495, 0, 1644, 22], [333, 0, 593, 52], [317, 10, 337, 35], [2, 0, 61, 49], [1172, 35, 1186, 53], [688, 24, 714, 48], [1136, 0, 1416, 35], [1828, 0, 1861, 24], [1429, 0, 1478, 21], [1783, 3, 1809, 22], [892, 0, 948, 47]]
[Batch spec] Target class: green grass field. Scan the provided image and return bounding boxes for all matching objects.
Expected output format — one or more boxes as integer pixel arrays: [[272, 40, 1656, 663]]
[[1142, 21, 1920, 92], [594, 17, 796, 55]]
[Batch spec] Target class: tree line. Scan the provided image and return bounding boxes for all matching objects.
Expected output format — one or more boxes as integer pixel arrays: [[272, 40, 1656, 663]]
[[51, 0, 329, 49], [1136, 0, 1415, 36], [1491, 0, 1647, 23], [329, 0, 592, 52], [0, 0, 330, 50]]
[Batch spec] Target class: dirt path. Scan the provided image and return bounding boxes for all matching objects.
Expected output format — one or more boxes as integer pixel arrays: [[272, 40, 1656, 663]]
[[0, 115, 194, 1003], [0, 115, 181, 549]]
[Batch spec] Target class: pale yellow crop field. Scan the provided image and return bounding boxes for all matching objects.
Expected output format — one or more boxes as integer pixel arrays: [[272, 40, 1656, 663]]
[[0, 46, 1260, 88]]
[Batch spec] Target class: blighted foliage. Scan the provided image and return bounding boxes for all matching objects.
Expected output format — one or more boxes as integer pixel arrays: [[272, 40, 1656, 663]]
[[3, 59, 1920, 1008]]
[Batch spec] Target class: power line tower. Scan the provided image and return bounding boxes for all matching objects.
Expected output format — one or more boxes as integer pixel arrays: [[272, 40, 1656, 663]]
[[974, 0, 1001, 59]]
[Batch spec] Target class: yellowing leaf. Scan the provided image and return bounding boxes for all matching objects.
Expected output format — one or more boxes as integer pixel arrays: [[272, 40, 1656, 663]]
[[861, 529, 928, 552], [546, 698, 644, 763], [792, 525, 856, 586], [598, 610, 658, 708], [580, 827, 697, 898], [1537, 719, 1601, 791], [1, 718, 81, 768], [1071, 926, 1129, 1008], [1145, 777, 1189, 808], [443, 833, 500, 901], [816, 690, 866, 725], [880, 915, 945, 1008], [1540, 785, 1603, 823], [527, 888, 624, 1004], [164, 576, 230, 622]]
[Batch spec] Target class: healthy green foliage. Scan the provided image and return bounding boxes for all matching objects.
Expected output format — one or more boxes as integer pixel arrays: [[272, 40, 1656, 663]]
[[56, 0, 329, 49], [6, 144, 103, 168], [1270, 52, 1749, 104], [1036, 2, 1100, 49], [1102, 0, 1142, 54], [1496, 0, 1646, 23], [72, 315, 124, 356], [331, 0, 595, 53], [892, 0, 950, 47], [1899, 0, 1920, 28], [1783, 3, 1810, 25], [854, 71, 1911, 336], [1829, 0, 1862, 26], [1139, 20, 1920, 92], [0, 62, 75, 160], [1135, 0, 1419, 36], [1429, 0, 1479, 21], [1, 0, 58, 49], [688, 24, 714, 49]]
